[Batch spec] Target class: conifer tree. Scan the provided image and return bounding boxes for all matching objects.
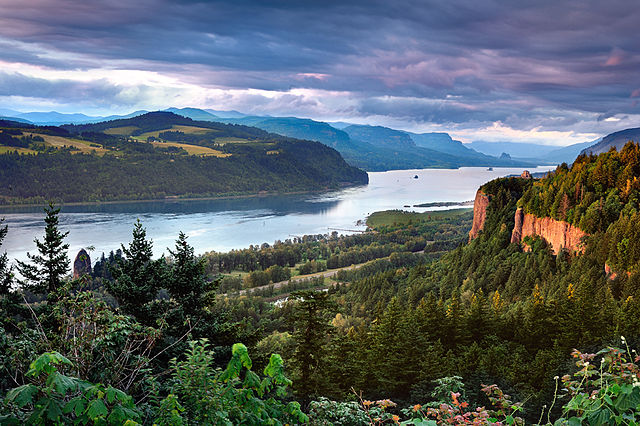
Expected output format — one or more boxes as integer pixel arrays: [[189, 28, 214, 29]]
[[289, 290, 334, 401], [16, 203, 69, 296], [166, 232, 209, 315], [0, 219, 13, 295], [106, 219, 166, 323]]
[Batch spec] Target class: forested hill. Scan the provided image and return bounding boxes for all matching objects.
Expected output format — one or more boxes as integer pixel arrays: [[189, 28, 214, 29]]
[[518, 141, 640, 272], [0, 112, 368, 204]]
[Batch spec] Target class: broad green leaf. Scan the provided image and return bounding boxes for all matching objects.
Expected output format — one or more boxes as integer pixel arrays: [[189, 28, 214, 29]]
[[587, 408, 611, 425], [64, 396, 86, 417], [231, 343, 252, 369], [86, 399, 109, 420], [5, 384, 38, 408], [46, 399, 63, 421], [614, 387, 640, 412], [47, 371, 79, 394], [106, 386, 116, 404]]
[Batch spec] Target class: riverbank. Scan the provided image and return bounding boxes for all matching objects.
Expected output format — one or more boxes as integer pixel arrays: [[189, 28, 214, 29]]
[[0, 185, 367, 211]]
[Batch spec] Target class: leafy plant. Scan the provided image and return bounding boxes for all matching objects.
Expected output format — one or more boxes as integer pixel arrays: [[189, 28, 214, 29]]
[[155, 339, 308, 425], [0, 351, 142, 425], [553, 337, 640, 425]]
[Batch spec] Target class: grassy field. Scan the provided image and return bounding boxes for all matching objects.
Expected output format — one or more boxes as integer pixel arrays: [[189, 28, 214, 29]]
[[366, 207, 473, 228], [0, 146, 37, 154], [214, 137, 253, 144], [134, 125, 218, 141], [35, 134, 109, 155], [149, 141, 231, 157], [103, 126, 140, 136]]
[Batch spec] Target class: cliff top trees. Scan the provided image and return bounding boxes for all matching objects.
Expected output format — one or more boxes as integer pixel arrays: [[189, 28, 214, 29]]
[[16, 203, 69, 297]]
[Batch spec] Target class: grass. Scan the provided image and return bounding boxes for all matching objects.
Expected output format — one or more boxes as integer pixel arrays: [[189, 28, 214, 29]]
[[0, 146, 37, 154], [214, 137, 253, 144], [149, 141, 231, 157], [366, 207, 473, 228], [34, 134, 109, 155], [135, 125, 217, 141], [103, 126, 140, 136]]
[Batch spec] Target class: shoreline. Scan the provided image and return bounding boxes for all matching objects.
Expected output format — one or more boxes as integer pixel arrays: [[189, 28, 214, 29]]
[[0, 186, 367, 211]]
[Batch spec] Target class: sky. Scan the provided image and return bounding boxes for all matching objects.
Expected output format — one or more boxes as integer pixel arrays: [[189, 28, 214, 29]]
[[1, 0, 640, 145]]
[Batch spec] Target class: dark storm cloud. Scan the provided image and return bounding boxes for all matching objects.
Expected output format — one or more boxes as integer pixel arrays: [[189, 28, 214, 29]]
[[2, 0, 640, 134]]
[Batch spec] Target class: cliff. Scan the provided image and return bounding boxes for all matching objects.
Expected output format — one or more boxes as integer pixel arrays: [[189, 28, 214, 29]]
[[468, 190, 490, 240], [510, 208, 587, 254]]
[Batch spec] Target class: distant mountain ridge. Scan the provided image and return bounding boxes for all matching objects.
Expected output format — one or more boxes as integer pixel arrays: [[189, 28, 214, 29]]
[[0, 106, 571, 171], [580, 127, 640, 156]]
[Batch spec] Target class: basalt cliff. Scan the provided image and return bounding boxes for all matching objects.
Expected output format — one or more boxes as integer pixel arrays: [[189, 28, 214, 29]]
[[468, 189, 587, 254], [468, 190, 490, 241], [510, 208, 587, 254]]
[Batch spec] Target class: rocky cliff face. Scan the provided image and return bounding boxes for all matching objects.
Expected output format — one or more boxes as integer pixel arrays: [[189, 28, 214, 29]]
[[468, 190, 490, 241], [510, 208, 587, 254]]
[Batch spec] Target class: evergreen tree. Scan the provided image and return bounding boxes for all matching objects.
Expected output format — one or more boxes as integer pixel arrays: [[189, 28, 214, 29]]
[[289, 290, 335, 401], [166, 232, 209, 315], [106, 219, 166, 323], [0, 219, 13, 295], [16, 203, 69, 296]]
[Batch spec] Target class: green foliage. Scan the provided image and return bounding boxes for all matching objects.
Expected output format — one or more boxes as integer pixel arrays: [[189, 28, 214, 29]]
[[16, 203, 69, 296], [554, 340, 640, 425], [289, 290, 336, 401], [0, 113, 367, 205], [156, 339, 308, 425], [166, 232, 211, 314], [106, 219, 166, 323], [0, 218, 13, 295], [0, 351, 142, 425]]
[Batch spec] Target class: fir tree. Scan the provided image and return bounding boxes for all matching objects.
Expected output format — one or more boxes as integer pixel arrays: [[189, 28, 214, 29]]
[[0, 219, 12, 295], [289, 290, 335, 401], [16, 203, 69, 296], [166, 232, 209, 315], [106, 219, 166, 323]]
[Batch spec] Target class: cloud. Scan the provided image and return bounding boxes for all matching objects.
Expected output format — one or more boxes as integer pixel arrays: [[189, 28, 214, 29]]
[[1, 0, 640, 143]]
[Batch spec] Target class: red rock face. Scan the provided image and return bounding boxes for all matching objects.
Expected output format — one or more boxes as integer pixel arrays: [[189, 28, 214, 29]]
[[469, 190, 490, 241], [510, 208, 587, 254]]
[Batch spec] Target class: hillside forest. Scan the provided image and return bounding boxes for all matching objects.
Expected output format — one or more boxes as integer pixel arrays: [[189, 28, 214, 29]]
[[0, 112, 368, 205], [2, 145, 640, 424]]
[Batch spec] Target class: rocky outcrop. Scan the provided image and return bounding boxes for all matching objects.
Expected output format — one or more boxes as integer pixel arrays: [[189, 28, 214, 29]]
[[73, 249, 91, 279], [510, 208, 587, 254], [469, 190, 490, 241]]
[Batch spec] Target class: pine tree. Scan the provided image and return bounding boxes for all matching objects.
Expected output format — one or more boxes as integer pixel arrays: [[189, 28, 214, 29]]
[[289, 290, 335, 401], [0, 219, 13, 295], [16, 203, 69, 296], [106, 219, 166, 323], [166, 232, 209, 315]]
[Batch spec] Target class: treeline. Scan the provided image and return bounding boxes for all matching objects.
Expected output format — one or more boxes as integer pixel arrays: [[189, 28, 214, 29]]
[[204, 211, 471, 276]]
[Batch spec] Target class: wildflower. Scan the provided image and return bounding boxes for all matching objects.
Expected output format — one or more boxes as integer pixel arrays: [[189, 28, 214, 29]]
[[622, 336, 627, 344], [392, 414, 400, 423], [363, 400, 373, 407], [413, 404, 422, 412], [553, 376, 559, 380]]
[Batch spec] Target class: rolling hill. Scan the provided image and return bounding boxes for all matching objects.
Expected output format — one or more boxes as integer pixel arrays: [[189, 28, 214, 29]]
[[0, 112, 368, 204]]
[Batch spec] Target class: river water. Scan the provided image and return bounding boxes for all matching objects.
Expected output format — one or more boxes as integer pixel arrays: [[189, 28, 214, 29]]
[[0, 166, 555, 265]]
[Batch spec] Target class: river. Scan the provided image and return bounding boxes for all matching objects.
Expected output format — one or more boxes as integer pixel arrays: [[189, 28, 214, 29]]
[[0, 166, 555, 265]]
